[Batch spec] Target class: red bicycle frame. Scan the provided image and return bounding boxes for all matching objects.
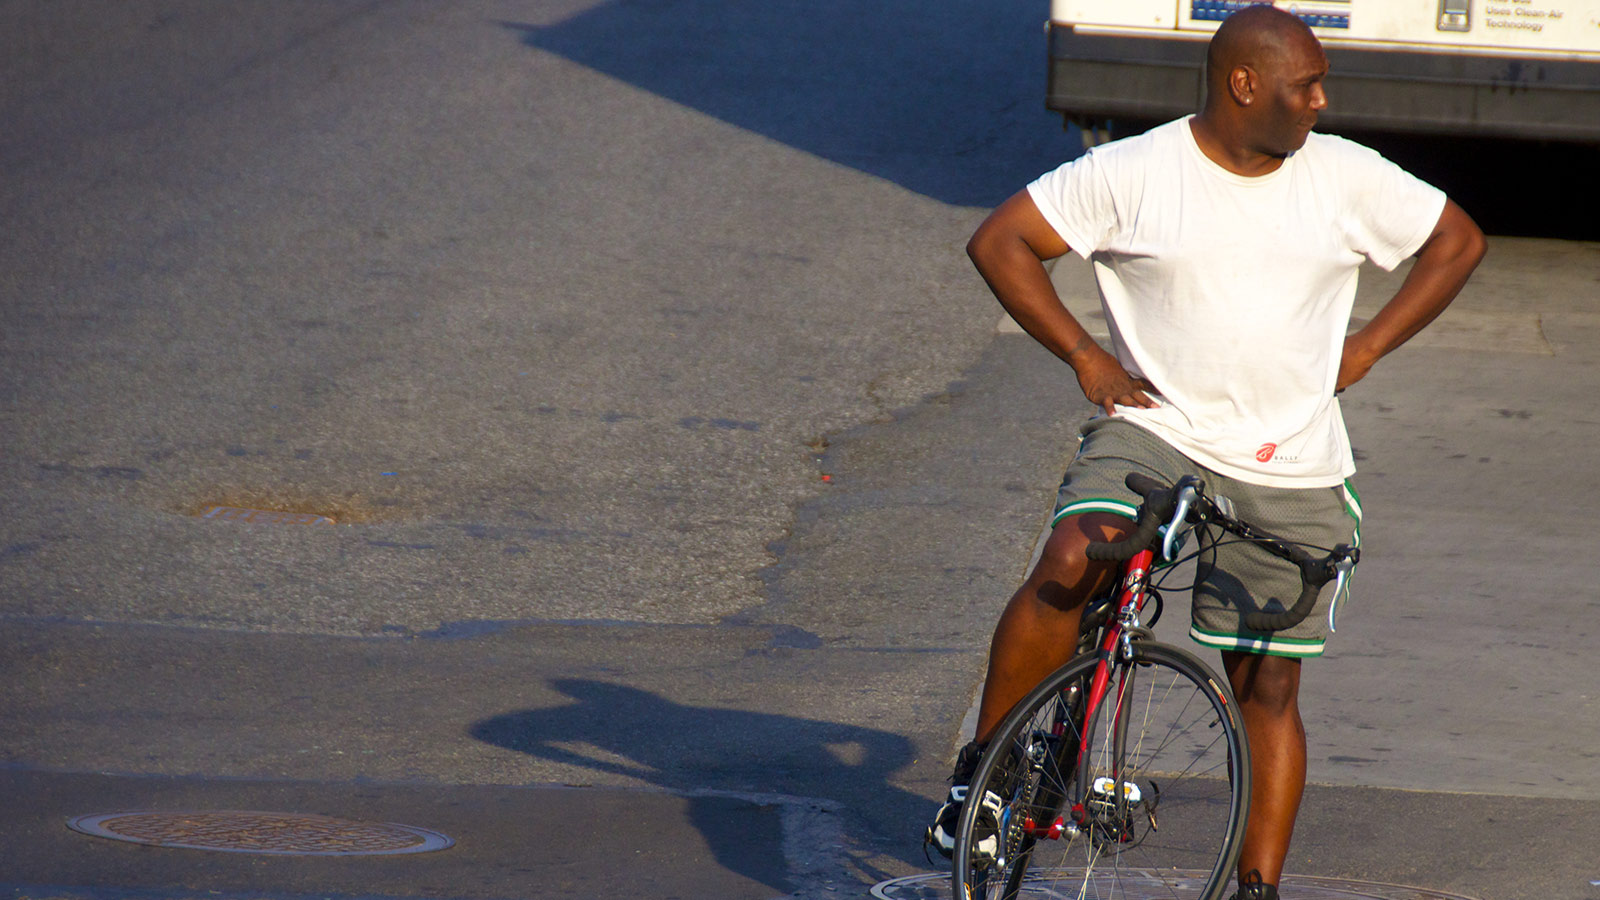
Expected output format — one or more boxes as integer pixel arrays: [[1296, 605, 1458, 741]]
[[1020, 546, 1157, 840]]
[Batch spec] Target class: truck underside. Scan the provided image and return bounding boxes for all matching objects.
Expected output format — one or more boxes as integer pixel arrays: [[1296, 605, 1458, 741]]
[[1048, 24, 1600, 143]]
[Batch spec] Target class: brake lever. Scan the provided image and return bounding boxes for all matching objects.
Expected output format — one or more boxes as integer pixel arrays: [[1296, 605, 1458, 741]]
[[1161, 478, 1202, 562], [1325, 545, 1360, 633]]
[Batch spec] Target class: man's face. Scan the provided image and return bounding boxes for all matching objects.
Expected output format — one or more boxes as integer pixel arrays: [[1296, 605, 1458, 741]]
[[1251, 31, 1329, 155]]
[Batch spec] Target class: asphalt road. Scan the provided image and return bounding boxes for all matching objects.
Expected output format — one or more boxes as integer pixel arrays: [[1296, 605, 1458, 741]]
[[3, 2, 1598, 899]]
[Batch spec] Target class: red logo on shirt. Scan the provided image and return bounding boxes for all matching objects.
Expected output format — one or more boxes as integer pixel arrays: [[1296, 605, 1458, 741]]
[[1256, 443, 1277, 463]]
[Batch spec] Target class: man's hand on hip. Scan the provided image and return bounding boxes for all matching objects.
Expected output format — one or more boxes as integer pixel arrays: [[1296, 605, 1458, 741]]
[[1071, 346, 1159, 415]]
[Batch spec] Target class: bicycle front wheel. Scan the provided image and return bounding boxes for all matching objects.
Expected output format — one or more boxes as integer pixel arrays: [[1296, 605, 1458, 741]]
[[954, 642, 1250, 900]]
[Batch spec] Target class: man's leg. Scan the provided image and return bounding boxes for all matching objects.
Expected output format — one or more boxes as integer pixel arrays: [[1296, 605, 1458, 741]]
[[929, 418, 1185, 860], [925, 511, 1132, 859], [972, 511, 1132, 743], [1222, 650, 1305, 889]]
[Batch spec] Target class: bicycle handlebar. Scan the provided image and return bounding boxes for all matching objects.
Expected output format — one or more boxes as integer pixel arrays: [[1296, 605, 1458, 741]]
[[1082, 473, 1358, 633], [1081, 473, 1175, 563], [1246, 567, 1328, 633]]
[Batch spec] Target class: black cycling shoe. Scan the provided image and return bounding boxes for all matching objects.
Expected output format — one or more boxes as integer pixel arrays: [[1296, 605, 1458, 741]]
[[924, 740, 982, 859], [1229, 870, 1280, 900], [921, 736, 1017, 864], [924, 740, 1007, 864]]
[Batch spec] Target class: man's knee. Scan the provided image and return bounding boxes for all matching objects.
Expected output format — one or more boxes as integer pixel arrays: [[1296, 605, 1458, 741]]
[[1224, 652, 1302, 717], [1027, 513, 1131, 611]]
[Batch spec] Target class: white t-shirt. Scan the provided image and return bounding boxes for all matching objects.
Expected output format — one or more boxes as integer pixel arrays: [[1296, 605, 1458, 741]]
[[1028, 116, 1446, 488]]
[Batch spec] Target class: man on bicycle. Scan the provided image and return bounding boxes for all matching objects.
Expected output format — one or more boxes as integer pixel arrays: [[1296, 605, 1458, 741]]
[[925, 6, 1486, 898]]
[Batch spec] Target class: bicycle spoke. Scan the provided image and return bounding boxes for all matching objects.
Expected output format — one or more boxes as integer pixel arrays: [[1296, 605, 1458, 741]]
[[955, 644, 1248, 900]]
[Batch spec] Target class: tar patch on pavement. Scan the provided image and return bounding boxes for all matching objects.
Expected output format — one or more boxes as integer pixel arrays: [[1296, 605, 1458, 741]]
[[67, 810, 453, 856], [198, 506, 336, 525]]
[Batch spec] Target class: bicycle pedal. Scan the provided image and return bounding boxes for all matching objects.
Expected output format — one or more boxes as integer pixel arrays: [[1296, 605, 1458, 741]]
[[1092, 776, 1143, 805]]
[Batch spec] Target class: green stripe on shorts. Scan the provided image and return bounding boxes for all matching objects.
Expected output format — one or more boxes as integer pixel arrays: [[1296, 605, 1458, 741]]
[[1341, 479, 1363, 522], [1051, 497, 1140, 526], [1341, 479, 1363, 550], [1189, 625, 1326, 658]]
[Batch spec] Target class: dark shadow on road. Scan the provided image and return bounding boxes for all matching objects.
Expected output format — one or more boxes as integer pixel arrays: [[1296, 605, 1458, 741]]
[[470, 678, 925, 891], [503, 1, 1085, 208], [505, 4, 1599, 236]]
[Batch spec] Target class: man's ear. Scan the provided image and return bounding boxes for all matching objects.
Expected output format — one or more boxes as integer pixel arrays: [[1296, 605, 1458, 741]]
[[1228, 65, 1256, 106]]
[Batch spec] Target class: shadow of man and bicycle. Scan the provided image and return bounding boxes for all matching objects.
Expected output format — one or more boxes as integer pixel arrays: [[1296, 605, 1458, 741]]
[[470, 678, 927, 892], [478, 1, 1098, 887], [479, 2, 1090, 886]]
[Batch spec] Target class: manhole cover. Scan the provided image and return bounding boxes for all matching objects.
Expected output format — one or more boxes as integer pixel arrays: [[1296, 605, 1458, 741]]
[[870, 871, 1481, 900], [67, 811, 453, 856], [199, 506, 335, 525]]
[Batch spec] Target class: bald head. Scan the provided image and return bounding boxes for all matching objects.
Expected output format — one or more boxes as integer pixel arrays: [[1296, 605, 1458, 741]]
[[1192, 3, 1329, 161], [1206, 5, 1319, 99]]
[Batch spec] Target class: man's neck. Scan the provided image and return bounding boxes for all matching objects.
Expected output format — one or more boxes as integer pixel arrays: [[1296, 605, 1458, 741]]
[[1188, 113, 1286, 177]]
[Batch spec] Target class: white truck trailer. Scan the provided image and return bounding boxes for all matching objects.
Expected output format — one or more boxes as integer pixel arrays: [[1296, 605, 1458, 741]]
[[1047, 0, 1600, 142]]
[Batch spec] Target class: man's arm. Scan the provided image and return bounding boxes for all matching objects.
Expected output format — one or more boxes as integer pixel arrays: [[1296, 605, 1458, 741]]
[[967, 191, 1158, 415], [1338, 198, 1487, 391]]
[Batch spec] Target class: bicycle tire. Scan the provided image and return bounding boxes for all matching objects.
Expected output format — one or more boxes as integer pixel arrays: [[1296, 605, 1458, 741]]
[[953, 642, 1250, 900], [993, 623, 1099, 900], [994, 667, 1088, 900]]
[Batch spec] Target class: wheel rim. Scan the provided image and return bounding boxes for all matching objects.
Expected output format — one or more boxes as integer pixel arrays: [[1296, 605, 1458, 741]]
[[957, 648, 1246, 900]]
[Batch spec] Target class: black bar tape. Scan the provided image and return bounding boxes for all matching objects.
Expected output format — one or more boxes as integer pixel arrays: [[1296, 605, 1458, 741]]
[[1243, 579, 1325, 632], [1124, 472, 1167, 500], [1083, 479, 1174, 562], [1082, 510, 1163, 561]]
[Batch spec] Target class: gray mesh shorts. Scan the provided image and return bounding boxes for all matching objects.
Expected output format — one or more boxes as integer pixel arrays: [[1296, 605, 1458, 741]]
[[1052, 418, 1362, 658]]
